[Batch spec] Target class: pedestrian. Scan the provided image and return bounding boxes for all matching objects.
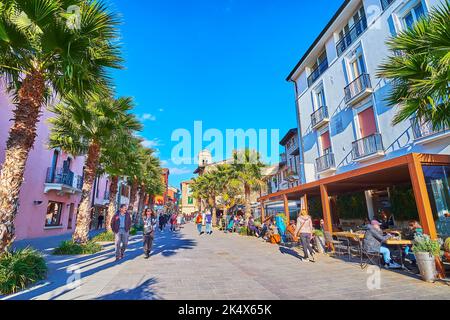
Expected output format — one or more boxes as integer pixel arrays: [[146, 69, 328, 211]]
[[294, 210, 316, 262], [176, 214, 182, 231], [195, 212, 204, 235], [158, 211, 165, 231], [97, 213, 104, 229], [205, 211, 213, 235], [142, 208, 157, 259], [170, 212, 177, 231], [111, 204, 132, 261]]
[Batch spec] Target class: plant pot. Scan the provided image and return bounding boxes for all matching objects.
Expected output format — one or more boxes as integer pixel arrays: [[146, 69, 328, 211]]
[[415, 252, 437, 282], [314, 236, 326, 254]]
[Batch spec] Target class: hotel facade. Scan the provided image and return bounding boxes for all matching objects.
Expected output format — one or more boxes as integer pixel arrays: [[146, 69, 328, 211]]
[[260, 0, 450, 239]]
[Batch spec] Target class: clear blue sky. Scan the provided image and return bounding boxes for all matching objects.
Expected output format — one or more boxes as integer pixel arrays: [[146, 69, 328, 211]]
[[109, 0, 344, 189]]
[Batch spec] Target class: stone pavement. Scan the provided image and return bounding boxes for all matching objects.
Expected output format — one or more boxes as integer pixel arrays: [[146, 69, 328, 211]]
[[3, 223, 450, 300]]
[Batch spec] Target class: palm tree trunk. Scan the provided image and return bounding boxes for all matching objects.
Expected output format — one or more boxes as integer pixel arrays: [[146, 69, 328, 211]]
[[0, 71, 45, 254], [105, 175, 119, 232], [128, 179, 139, 219], [73, 142, 101, 243], [137, 188, 145, 215], [244, 184, 252, 221], [212, 195, 217, 227]]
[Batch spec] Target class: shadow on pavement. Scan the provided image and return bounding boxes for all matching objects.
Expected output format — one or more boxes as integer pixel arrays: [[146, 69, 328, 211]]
[[95, 278, 160, 300], [3, 228, 197, 300]]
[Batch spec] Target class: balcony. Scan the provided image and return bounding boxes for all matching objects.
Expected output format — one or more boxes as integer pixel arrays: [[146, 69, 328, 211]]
[[315, 153, 336, 174], [411, 117, 450, 144], [344, 73, 373, 105], [352, 133, 385, 161], [311, 106, 330, 130], [307, 59, 329, 87], [44, 167, 83, 194], [336, 15, 368, 56], [381, 0, 395, 11]]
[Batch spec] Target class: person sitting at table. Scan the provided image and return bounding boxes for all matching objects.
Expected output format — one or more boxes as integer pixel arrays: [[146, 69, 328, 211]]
[[363, 220, 401, 269], [403, 220, 423, 265], [285, 220, 298, 243]]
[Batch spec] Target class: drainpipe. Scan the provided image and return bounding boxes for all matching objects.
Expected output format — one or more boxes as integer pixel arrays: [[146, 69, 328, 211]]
[[290, 79, 307, 185]]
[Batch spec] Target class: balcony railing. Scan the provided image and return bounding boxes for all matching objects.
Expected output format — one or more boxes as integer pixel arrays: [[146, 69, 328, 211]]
[[352, 133, 384, 160], [315, 153, 336, 173], [46, 167, 83, 190], [381, 0, 395, 11], [411, 117, 449, 140], [336, 15, 368, 56], [344, 73, 372, 104], [311, 106, 329, 129], [307, 59, 329, 87]]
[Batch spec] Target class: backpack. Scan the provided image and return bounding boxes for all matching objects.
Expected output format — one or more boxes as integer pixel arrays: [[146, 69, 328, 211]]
[[196, 214, 203, 224]]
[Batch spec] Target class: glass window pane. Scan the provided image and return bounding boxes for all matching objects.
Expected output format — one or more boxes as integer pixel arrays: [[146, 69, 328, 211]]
[[414, 2, 425, 19], [404, 12, 414, 29]]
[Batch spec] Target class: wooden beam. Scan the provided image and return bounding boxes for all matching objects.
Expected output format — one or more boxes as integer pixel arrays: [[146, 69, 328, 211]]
[[283, 194, 290, 223], [320, 184, 333, 233], [408, 154, 437, 239], [303, 194, 308, 212]]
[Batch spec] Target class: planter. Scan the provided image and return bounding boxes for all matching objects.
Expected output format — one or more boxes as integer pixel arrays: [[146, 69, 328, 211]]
[[314, 236, 326, 254], [415, 252, 437, 282]]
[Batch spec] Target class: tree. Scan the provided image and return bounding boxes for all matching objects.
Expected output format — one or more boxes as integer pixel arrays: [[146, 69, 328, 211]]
[[138, 147, 164, 213], [378, 1, 450, 129], [48, 95, 141, 243], [100, 133, 141, 232], [231, 149, 266, 221], [0, 0, 122, 253], [214, 164, 242, 224]]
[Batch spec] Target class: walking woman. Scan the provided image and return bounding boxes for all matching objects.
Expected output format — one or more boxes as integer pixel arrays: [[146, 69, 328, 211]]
[[143, 208, 157, 259], [294, 210, 315, 262], [195, 211, 204, 235]]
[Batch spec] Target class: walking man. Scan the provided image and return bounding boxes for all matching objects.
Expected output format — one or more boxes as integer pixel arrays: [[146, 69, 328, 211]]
[[111, 204, 132, 261], [143, 208, 157, 259], [205, 211, 213, 235], [97, 213, 104, 229]]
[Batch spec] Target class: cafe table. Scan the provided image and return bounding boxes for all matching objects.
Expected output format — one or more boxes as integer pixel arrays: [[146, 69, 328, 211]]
[[385, 239, 413, 271]]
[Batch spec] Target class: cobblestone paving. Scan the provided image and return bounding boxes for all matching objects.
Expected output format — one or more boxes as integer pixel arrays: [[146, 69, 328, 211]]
[[3, 223, 450, 300]]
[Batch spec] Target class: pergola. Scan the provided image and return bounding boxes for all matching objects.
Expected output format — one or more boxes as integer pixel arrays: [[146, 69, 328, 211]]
[[258, 153, 450, 240]]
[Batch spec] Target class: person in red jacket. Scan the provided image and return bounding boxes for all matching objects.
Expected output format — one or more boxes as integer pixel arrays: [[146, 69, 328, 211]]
[[111, 204, 132, 261]]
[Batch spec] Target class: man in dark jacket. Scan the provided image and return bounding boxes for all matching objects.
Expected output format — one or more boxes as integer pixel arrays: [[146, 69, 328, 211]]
[[111, 204, 132, 261], [363, 220, 401, 269]]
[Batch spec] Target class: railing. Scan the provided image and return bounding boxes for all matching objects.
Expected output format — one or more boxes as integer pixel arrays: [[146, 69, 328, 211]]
[[336, 15, 368, 56], [311, 106, 329, 128], [307, 59, 329, 87], [344, 73, 372, 103], [381, 0, 395, 11], [411, 117, 448, 140], [45, 167, 83, 190], [315, 153, 336, 173], [352, 133, 384, 160]]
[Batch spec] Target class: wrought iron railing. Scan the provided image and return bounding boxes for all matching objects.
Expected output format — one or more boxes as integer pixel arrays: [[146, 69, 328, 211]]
[[315, 153, 336, 172], [411, 117, 448, 140], [344, 73, 372, 103], [45, 167, 83, 190], [311, 106, 329, 128], [381, 0, 395, 11], [352, 133, 384, 160], [336, 15, 368, 56], [307, 59, 329, 87]]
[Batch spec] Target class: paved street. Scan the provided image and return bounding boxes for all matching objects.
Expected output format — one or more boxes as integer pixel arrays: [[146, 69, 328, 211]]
[[3, 223, 450, 300]]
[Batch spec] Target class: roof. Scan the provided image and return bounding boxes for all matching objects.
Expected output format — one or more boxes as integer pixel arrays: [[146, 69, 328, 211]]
[[285, 0, 351, 81], [280, 128, 298, 146]]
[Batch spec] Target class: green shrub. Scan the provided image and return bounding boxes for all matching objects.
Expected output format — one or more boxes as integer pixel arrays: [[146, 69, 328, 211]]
[[412, 234, 442, 256], [92, 231, 115, 242], [0, 248, 47, 295], [129, 224, 143, 236], [444, 238, 450, 253], [239, 227, 249, 236], [53, 240, 102, 255]]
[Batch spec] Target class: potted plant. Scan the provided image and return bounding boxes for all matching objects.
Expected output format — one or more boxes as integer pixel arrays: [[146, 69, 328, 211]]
[[313, 229, 326, 254], [412, 234, 442, 282], [444, 237, 450, 263]]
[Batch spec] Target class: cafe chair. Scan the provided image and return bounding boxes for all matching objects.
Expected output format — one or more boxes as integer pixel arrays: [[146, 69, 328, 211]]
[[324, 231, 346, 257], [360, 247, 383, 270]]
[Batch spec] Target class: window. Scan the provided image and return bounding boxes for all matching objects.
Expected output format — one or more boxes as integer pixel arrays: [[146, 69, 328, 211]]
[[67, 203, 74, 229], [347, 49, 366, 82], [45, 201, 63, 227], [320, 131, 332, 155], [313, 85, 326, 110], [49, 150, 59, 182], [358, 107, 377, 138], [188, 197, 193, 205], [403, 2, 425, 29]]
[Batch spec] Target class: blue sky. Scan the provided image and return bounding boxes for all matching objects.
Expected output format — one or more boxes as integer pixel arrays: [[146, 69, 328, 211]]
[[109, 0, 344, 188]]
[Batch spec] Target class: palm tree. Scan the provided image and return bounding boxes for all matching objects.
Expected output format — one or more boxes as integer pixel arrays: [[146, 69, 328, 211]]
[[138, 147, 164, 213], [378, 1, 450, 129], [0, 0, 122, 253], [214, 164, 242, 225], [48, 95, 141, 243], [101, 134, 141, 232], [231, 149, 266, 221]]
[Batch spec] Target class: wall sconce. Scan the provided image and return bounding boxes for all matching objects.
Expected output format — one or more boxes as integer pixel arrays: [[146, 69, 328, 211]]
[[33, 200, 43, 205]]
